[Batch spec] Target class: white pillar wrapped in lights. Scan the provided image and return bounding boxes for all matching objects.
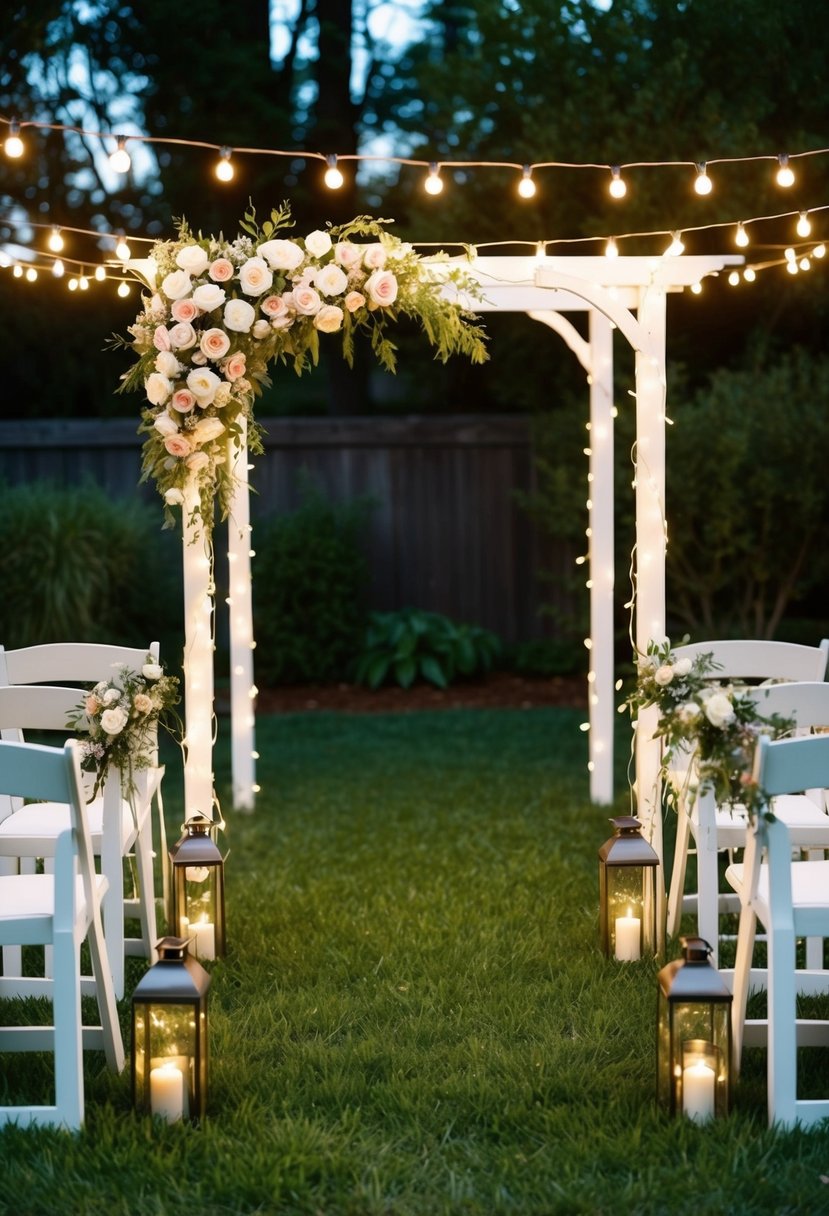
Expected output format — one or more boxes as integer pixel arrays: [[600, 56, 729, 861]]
[[226, 415, 258, 812], [181, 474, 216, 819]]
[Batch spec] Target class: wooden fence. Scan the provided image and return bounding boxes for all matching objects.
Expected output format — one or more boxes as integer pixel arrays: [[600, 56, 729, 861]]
[[0, 416, 569, 642]]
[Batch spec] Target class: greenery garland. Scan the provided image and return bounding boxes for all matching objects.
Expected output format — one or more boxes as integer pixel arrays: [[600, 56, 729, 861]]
[[113, 204, 488, 532]]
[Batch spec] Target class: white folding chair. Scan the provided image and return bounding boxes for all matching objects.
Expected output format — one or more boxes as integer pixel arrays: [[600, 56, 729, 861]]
[[665, 639, 829, 965], [728, 732, 829, 1127], [0, 737, 124, 1130], [0, 643, 165, 998]]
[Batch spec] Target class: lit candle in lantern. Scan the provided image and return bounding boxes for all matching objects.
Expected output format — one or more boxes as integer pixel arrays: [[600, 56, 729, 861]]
[[191, 917, 215, 961], [614, 909, 641, 961], [682, 1059, 716, 1123], [150, 1061, 185, 1122]]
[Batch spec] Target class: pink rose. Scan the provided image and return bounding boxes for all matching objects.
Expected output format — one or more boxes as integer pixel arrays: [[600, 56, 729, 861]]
[[168, 321, 197, 350], [153, 325, 171, 352], [292, 285, 321, 316], [172, 298, 200, 324], [260, 294, 289, 319], [344, 291, 365, 313], [209, 258, 235, 282], [186, 451, 210, 472], [334, 241, 361, 270], [224, 352, 247, 381], [164, 433, 193, 458], [364, 269, 398, 308], [362, 243, 388, 270], [133, 693, 153, 715], [171, 389, 196, 413], [200, 328, 231, 360], [85, 694, 100, 715]]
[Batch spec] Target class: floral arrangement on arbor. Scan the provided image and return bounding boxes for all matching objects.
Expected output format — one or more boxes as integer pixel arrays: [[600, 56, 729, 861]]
[[115, 204, 488, 531], [628, 638, 793, 820], [67, 658, 181, 798]]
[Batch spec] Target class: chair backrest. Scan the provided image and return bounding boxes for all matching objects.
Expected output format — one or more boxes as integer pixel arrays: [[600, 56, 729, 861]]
[[0, 685, 82, 735], [673, 639, 829, 684], [754, 732, 829, 799], [0, 641, 159, 686], [745, 681, 829, 732]]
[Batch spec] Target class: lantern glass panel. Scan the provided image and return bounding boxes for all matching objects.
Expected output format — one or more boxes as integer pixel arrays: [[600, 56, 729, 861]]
[[605, 865, 656, 960], [133, 1001, 204, 1121]]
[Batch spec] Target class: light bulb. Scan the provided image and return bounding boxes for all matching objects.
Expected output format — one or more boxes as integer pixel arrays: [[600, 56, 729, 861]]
[[734, 222, 749, 248], [784, 246, 796, 262], [799, 257, 811, 271], [517, 165, 536, 199], [424, 163, 443, 195], [608, 166, 627, 199], [743, 267, 756, 282], [215, 146, 234, 182], [690, 281, 702, 294], [5, 119, 23, 159], [68, 277, 78, 291], [109, 135, 131, 174], [786, 260, 799, 275], [117, 279, 130, 297], [115, 233, 131, 261], [25, 267, 37, 282], [693, 162, 712, 195], [728, 270, 740, 286], [665, 232, 685, 256], [94, 265, 106, 282], [323, 154, 344, 189], [12, 264, 22, 278], [776, 153, 795, 187], [52, 259, 64, 278], [47, 226, 64, 253], [814, 244, 826, 258], [604, 236, 619, 258], [79, 274, 89, 290], [796, 211, 811, 237]]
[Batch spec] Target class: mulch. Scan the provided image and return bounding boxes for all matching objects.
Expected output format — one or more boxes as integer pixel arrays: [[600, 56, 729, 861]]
[[245, 670, 587, 715]]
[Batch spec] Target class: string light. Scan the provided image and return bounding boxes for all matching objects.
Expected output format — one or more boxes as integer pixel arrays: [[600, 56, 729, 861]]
[[25, 266, 37, 282], [4, 119, 23, 159], [690, 281, 703, 294], [517, 165, 536, 199], [796, 211, 812, 237], [800, 256, 811, 271], [665, 232, 685, 256], [728, 270, 740, 286], [605, 236, 619, 258], [115, 232, 131, 261], [12, 265, 22, 278], [109, 135, 131, 174], [323, 154, 344, 189], [743, 267, 756, 282], [693, 163, 713, 195], [79, 271, 89, 289], [215, 146, 234, 182], [47, 226, 64, 252], [117, 279, 130, 297], [815, 244, 826, 258], [424, 163, 444, 195], [52, 258, 64, 278], [94, 265, 106, 282], [608, 166, 627, 199], [776, 153, 795, 187], [734, 222, 749, 247], [68, 276, 78, 290]]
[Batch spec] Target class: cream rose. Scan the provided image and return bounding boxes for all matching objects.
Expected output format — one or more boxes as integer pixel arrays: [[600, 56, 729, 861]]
[[186, 367, 222, 405], [654, 665, 674, 687], [704, 692, 735, 728], [257, 239, 305, 271], [364, 269, 398, 307], [315, 263, 348, 297], [186, 450, 210, 472], [146, 373, 173, 406], [192, 282, 226, 312], [344, 291, 365, 313], [292, 285, 321, 316], [142, 663, 164, 680], [164, 433, 193, 458], [175, 244, 209, 275], [133, 692, 153, 715], [314, 304, 344, 333], [168, 322, 197, 350], [209, 257, 235, 282], [200, 328, 231, 360], [191, 416, 226, 446], [224, 298, 256, 333], [161, 269, 192, 300], [362, 243, 387, 269], [674, 657, 693, 677], [154, 350, 181, 378], [153, 412, 179, 437], [239, 257, 274, 297], [213, 382, 233, 408], [304, 229, 332, 258], [334, 241, 361, 270], [224, 352, 247, 381], [171, 297, 199, 324], [100, 706, 129, 735], [171, 389, 196, 413]]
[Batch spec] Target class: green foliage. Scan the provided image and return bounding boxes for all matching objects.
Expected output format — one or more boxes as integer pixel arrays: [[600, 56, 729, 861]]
[[507, 636, 584, 678], [354, 607, 500, 689], [0, 481, 182, 658], [252, 480, 373, 684]]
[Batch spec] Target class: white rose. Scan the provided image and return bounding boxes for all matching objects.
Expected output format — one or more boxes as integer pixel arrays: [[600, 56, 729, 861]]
[[175, 244, 209, 275], [153, 412, 179, 437], [224, 298, 257, 333], [334, 241, 361, 270], [213, 382, 233, 407], [313, 304, 344, 333], [674, 657, 692, 676], [100, 706, 129, 736], [168, 322, 197, 350], [154, 350, 182, 378], [163, 489, 183, 507], [292, 285, 321, 316], [257, 239, 305, 271], [362, 242, 387, 269], [677, 702, 701, 723], [186, 367, 222, 405], [161, 269, 192, 300], [192, 282, 226, 312], [654, 665, 674, 687], [145, 373, 173, 406], [305, 229, 332, 257], [251, 319, 272, 339], [364, 269, 399, 308], [186, 450, 210, 472], [239, 257, 274, 297], [102, 688, 121, 706], [142, 663, 164, 680], [192, 416, 226, 445], [315, 263, 348, 297], [704, 692, 735, 728]]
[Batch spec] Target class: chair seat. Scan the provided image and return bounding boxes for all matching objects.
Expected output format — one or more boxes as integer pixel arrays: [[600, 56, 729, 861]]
[[710, 793, 829, 843], [727, 858, 829, 914], [0, 871, 108, 930], [0, 796, 139, 854]]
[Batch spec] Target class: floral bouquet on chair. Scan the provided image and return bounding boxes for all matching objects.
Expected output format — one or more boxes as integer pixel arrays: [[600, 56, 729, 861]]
[[67, 658, 181, 799], [628, 638, 793, 820]]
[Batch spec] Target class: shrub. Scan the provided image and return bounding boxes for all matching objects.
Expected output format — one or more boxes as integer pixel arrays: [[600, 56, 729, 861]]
[[0, 480, 182, 657], [354, 607, 501, 689], [252, 480, 373, 684]]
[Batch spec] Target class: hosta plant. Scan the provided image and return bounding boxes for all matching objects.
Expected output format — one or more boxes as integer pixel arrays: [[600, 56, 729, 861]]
[[354, 608, 500, 690]]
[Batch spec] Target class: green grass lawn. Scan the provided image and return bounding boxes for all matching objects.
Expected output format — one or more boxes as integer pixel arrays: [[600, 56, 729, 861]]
[[2, 707, 829, 1215]]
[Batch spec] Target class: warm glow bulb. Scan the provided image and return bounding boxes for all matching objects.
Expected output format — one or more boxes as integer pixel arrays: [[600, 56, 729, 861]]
[[608, 167, 627, 199], [25, 267, 37, 282], [784, 246, 796, 262], [735, 223, 749, 248], [690, 281, 702, 294], [604, 236, 619, 258], [323, 154, 344, 189], [814, 244, 826, 258], [743, 267, 756, 282], [47, 226, 64, 253], [79, 274, 89, 290], [776, 154, 795, 187], [68, 277, 78, 290], [109, 136, 131, 174], [424, 163, 443, 195], [52, 259, 64, 278], [800, 257, 811, 271], [693, 163, 712, 195], [786, 260, 799, 275], [665, 232, 685, 256], [115, 235, 131, 261], [117, 280, 130, 297], [728, 271, 740, 286], [215, 147, 234, 182], [12, 264, 22, 278], [94, 265, 106, 282], [517, 166, 536, 198], [796, 211, 812, 237], [5, 120, 23, 159]]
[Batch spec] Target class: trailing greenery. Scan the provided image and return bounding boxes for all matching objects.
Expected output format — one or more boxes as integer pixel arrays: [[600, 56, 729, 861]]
[[2, 708, 829, 1215], [354, 607, 500, 689], [0, 480, 182, 658], [252, 480, 373, 685]]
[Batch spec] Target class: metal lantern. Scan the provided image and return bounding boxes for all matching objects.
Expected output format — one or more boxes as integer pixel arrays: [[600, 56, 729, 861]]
[[657, 935, 732, 1123], [131, 937, 211, 1123], [168, 813, 226, 959], [598, 815, 659, 961]]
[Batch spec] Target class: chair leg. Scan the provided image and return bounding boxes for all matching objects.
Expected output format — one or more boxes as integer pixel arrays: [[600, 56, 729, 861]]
[[51, 928, 84, 1131], [731, 903, 757, 1076], [696, 831, 721, 965], [133, 817, 159, 962], [767, 924, 799, 1128], [86, 906, 125, 1074], [667, 809, 692, 937]]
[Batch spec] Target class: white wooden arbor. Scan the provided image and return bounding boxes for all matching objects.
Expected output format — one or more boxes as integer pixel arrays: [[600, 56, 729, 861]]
[[185, 252, 741, 867]]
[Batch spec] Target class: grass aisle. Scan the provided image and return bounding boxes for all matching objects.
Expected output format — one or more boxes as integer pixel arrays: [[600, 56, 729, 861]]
[[2, 708, 829, 1215]]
